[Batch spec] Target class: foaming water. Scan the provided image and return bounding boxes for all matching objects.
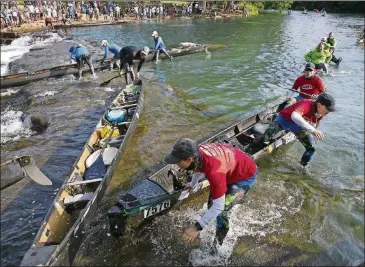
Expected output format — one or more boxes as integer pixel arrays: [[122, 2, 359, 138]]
[[1, 89, 20, 97], [34, 90, 59, 98], [0, 32, 63, 76], [0, 107, 33, 144], [143, 179, 304, 266]]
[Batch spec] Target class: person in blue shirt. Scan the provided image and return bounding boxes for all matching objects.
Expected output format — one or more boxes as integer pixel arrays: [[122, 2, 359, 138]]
[[101, 40, 121, 71], [151, 30, 172, 63], [69, 44, 96, 80]]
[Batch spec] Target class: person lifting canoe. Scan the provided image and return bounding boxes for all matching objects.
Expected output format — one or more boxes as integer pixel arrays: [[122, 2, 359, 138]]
[[152, 30, 173, 63], [164, 138, 258, 246], [119, 46, 150, 84], [100, 40, 121, 71], [69, 44, 96, 80], [263, 93, 336, 170]]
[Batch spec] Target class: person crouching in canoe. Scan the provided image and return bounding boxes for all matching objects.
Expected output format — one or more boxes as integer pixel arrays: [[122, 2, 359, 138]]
[[119, 46, 150, 84], [287, 62, 326, 105], [304, 43, 328, 74], [152, 30, 173, 63], [263, 93, 336, 170], [69, 44, 96, 80], [101, 40, 121, 71], [164, 138, 258, 246]]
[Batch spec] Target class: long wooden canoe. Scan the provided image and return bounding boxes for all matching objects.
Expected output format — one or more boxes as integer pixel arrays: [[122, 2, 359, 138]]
[[20, 79, 144, 266], [107, 102, 297, 236], [1, 42, 208, 89]]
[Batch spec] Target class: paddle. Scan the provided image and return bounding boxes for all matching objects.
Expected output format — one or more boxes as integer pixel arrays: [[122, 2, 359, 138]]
[[265, 83, 315, 98], [1, 156, 52, 190], [100, 75, 120, 86]]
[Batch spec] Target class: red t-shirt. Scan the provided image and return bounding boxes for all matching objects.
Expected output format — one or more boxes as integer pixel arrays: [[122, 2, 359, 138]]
[[280, 99, 323, 124], [292, 75, 325, 99], [197, 143, 257, 199]]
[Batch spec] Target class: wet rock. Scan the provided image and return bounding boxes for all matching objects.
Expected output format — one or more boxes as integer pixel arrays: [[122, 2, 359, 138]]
[[29, 116, 49, 134], [20, 114, 49, 134]]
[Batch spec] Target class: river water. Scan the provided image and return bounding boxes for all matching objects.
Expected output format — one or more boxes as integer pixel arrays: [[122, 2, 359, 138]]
[[1, 11, 364, 266]]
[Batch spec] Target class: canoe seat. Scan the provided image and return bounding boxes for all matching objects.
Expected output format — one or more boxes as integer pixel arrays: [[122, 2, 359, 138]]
[[251, 123, 285, 140], [64, 192, 93, 209]]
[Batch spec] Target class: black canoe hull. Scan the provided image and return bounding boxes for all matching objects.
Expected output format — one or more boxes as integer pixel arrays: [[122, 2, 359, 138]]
[[107, 102, 297, 236], [20, 80, 144, 266], [0, 43, 207, 89]]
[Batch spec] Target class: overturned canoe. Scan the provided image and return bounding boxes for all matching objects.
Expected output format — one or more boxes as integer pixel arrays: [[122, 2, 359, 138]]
[[0, 42, 208, 89], [21, 80, 144, 266], [107, 102, 297, 237]]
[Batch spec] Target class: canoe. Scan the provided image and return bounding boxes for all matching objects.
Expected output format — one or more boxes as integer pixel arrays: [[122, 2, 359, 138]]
[[20, 79, 144, 266], [107, 102, 297, 237], [0, 42, 208, 89]]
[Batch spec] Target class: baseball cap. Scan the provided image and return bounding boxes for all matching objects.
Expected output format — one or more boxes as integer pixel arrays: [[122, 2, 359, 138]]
[[304, 62, 315, 71], [164, 138, 198, 164], [317, 93, 336, 112], [152, 30, 158, 37], [141, 46, 150, 55], [101, 40, 108, 46]]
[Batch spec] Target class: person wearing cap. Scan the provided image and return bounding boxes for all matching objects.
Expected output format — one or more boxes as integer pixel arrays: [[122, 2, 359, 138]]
[[69, 44, 96, 80], [164, 138, 257, 246], [119, 46, 150, 84], [287, 62, 326, 105], [151, 30, 172, 62], [304, 42, 328, 74], [101, 40, 121, 71], [326, 32, 342, 65], [263, 93, 336, 169]]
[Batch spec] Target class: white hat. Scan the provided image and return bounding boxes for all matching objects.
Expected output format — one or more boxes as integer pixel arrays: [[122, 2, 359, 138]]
[[141, 46, 150, 55], [101, 40, 108, 46], [152, 30, 158, 37]]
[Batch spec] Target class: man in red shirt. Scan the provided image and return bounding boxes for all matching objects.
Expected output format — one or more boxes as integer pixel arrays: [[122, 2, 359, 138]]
[[264, 93, 336, 168], [164, 138, 258, 246], [288, 62, 326, 105]]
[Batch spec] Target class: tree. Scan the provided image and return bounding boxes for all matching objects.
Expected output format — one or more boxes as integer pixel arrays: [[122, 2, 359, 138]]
[[263, 1, 294, 13]]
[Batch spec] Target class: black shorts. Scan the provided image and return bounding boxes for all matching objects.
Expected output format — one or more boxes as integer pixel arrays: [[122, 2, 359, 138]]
[[76, 54, 92, 69]]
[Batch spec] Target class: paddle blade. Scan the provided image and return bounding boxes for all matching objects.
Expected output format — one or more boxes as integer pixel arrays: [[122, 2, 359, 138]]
[[100, 75, 119, 86], [19, 156, 52, 186]]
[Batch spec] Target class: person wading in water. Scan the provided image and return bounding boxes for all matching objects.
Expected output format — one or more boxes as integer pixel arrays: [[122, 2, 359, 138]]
[[164, 138, 257, 246]]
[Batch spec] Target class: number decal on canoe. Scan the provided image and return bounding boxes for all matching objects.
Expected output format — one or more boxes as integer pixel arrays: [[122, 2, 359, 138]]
[[144, 200, 171, 218], [275, 139, 283, 148]]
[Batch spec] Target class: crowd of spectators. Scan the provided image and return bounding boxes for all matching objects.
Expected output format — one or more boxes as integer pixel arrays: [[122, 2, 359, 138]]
[[1, 1, 245, 31]]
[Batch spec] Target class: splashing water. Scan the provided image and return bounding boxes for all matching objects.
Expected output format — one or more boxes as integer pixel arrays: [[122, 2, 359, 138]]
[[1, 89, 20, 97], [147, 179, 304, 266], [1, 32, 63, 76], [0, 107, 33, 144], [34, 91, 59, 98]]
